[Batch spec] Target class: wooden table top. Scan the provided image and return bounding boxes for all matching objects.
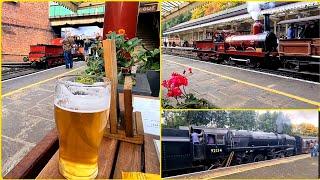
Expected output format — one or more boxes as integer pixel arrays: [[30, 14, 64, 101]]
[[36, 134, 160, 179]]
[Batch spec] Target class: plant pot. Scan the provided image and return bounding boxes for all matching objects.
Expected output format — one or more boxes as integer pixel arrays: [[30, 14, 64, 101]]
[[146, 70, 160, 97]]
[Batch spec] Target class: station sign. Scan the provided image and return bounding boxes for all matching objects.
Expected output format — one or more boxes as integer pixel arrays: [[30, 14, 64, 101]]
[[139, 4, 158, 13]]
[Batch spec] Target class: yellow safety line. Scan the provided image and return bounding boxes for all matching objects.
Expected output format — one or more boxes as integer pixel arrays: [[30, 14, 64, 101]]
[[2, 66, 84, 98], [166, 59, 320, 107]]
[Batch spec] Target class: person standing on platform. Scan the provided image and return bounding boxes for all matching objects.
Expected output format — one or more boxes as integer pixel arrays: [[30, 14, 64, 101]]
[[84, 38, 91, 62], [287, 24, 295, 39], [314, 140, 318, 157], [310, 141, 315, 157], [62, 35, 74, 69]]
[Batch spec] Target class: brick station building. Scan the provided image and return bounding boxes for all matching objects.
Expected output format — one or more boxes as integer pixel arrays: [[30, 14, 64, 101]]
[[2, 2, 55, 62], [2, 2, 160, 63]]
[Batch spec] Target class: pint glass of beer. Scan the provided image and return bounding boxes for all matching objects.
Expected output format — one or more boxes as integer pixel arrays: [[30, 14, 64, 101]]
[[54, 75, 111, 179]]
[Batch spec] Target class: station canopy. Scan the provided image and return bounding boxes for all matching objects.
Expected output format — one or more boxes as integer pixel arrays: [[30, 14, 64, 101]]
[[161, 1, 190, 18], [55, 2, 105, 12], [163, 1, 319, 35], [55, 1, 157, 12]]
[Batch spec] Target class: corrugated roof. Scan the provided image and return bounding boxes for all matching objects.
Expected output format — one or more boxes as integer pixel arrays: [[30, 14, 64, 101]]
[[163, 2, 319, 35], [162, 1, 190, 17]]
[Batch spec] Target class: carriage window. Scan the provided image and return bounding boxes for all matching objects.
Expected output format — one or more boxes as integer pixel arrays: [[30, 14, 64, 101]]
[[207, 135, 215, 144], [216, 135, 225, 145]]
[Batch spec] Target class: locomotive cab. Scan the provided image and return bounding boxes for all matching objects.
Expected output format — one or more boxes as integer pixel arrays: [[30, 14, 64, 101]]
[[192, 127, 229, 165]]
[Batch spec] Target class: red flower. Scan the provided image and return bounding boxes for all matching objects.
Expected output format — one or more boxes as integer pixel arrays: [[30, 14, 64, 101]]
[[188, 68, 192, 74], [120, 49, 131, 61], [170, 72, 188, 87], [118, 29, 126, 35], [162, 71, 190, 98], [167, 87, 182, 97], [162, 80, 168, 88], [172, 87, 182, 97]]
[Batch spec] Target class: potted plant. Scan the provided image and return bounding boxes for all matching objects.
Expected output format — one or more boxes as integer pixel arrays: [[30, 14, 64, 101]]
[[106, 30, 141, 76], [77, 29, 143, 84], [137, 47, 160, 97]]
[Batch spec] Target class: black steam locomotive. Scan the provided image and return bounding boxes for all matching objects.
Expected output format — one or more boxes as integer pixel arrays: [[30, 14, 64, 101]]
[[162, 127, 308, 177]]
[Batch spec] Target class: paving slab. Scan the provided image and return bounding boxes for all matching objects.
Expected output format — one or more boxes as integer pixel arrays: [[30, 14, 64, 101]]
[[217, 157, 318, 179], [163, 55, 319, 108]]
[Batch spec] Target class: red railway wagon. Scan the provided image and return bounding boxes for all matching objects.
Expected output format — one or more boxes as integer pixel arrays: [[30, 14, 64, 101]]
[[28, 44, 65, 68], [25, 38, 84, 68]]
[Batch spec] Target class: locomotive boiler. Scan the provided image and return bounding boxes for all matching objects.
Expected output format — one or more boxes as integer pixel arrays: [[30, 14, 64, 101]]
[[162, 126, 304, 177], [224, 14, 279, 67]]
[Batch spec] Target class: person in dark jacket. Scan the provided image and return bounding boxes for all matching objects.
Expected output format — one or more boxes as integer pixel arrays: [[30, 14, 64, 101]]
[[62, 36, 74, 69], [84, 38, 91, 62], [287, 24, 295, 39]]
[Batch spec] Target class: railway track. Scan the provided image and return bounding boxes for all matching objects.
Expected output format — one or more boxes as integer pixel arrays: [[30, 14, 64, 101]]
[[2, 63, 41, 81], [164, 52, 320, 83]]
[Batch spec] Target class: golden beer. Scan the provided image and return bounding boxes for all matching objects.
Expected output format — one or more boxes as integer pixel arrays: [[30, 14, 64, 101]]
[[54, 75, 110, 179]]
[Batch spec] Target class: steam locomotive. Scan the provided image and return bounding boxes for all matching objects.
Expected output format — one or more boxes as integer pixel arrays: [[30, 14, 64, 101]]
[[193, 14, 320, 74], [162, 126, 314, 177]]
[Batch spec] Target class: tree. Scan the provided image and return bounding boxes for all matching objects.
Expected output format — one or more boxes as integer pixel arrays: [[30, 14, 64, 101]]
[[228, 111, 257, 130], [257, 111, 277, 132], [295, 123, 318, 136], [191, 5, 205, 19], [206, 110, 228, 128], [162, 12, 192, 33]]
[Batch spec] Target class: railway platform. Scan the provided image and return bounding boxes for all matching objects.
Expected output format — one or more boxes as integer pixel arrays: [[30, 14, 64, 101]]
[[2, 62, 158, 176], [169, 154, 318, 179], [163, 54, 320, 108]]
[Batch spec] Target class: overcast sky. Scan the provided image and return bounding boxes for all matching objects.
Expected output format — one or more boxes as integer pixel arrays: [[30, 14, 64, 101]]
[[61, 26, 102, 38], [257, 110, 318, 127]]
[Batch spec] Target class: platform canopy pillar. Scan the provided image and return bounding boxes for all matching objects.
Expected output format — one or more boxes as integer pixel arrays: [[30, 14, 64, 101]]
[[103, 2, 140, 39]]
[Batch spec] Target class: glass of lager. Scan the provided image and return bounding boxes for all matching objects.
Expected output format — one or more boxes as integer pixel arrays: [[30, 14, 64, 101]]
[[54, 75, 111, 179]]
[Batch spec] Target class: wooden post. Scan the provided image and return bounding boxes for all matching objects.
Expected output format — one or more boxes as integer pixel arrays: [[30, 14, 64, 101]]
[[124, 76, 133, 137], [103, 39, 118, 134]]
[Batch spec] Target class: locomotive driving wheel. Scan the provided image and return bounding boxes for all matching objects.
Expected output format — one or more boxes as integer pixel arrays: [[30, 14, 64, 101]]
[[224, 57, 231, 65], [247, 59, 257, 68], [253, 154, 265, 162]]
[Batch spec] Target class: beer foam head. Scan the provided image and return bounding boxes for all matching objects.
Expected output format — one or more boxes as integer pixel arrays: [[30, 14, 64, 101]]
[[54, 81, 111, 113]]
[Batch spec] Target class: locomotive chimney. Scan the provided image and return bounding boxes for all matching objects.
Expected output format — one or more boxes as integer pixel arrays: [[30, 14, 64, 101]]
[[252, 20, 263, 35], [264, 14, 271, 32]]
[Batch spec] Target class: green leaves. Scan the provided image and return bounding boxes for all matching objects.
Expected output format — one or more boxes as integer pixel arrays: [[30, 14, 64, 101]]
[[137, 48, 160, 72], [106, 32, 142, 70], [162, 93, 214, 109]]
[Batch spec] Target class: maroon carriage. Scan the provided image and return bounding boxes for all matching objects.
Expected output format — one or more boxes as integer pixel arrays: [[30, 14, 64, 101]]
[[278, 15, 320, 74]]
